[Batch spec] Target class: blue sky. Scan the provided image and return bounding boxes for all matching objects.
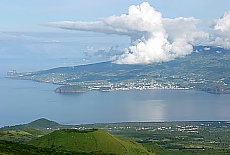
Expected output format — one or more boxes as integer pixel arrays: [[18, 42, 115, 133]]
[[1, 0, 230, 32], [0, 0, 229, 71]]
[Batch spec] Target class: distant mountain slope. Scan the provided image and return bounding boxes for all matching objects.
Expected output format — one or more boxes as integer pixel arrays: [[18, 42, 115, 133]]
[[7, 46, 230, 93], [1, 118, 62, 131], [28, 129, 153, 155], [26, 118, 61, 129]]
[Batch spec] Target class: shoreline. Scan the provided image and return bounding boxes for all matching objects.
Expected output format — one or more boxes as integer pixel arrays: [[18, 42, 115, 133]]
[[5, 76, 230, 94]]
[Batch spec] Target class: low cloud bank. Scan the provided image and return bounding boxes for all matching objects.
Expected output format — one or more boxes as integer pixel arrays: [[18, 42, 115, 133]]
[[46, 2, 230, 64]]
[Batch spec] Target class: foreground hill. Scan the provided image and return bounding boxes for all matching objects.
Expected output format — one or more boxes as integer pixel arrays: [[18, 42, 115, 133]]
[[27, 129, 153, 155], [7, 46, 230, 94], [1, 119, 152, 154]]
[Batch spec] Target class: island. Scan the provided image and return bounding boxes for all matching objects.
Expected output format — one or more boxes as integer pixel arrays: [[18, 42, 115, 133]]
[[6, 46, 230, 94]]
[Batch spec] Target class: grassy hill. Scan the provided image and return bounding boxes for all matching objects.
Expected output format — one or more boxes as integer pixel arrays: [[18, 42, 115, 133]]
[[28, 129, 153, 155]]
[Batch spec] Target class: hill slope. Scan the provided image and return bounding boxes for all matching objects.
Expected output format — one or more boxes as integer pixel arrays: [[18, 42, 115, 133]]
[[28, 129, 153, 155], [0, 129, 45, 143]]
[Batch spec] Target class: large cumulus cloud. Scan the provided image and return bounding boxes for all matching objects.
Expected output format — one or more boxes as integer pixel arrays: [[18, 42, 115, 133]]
[[46, 2, 230, 64]]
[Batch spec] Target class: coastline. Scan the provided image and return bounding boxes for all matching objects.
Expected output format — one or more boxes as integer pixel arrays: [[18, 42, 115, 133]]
[[5, 75, 230, 94]]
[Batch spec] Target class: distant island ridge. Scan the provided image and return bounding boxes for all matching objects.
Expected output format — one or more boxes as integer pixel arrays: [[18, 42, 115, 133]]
[[6, 46, 230, 94]]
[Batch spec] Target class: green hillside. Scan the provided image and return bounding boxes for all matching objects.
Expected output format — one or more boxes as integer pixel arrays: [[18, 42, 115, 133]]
[[28, 129, 153, 155]]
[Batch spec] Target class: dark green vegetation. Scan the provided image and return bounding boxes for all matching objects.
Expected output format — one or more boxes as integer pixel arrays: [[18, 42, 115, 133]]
[[7, 46, 230, 94], [0, 140, 115, 155], [1, 118, 230, 154]]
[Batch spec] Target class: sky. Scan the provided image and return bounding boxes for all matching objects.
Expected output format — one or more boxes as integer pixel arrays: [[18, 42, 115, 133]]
[[0, 0, 229, 67], [1, 0, 230, 32]]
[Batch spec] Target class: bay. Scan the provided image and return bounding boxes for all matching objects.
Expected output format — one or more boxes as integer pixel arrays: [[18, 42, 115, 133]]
[[1, 75, 229, 127]]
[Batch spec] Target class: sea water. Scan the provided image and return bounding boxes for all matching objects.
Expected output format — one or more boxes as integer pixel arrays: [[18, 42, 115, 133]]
[[1, 75, 230, 127]]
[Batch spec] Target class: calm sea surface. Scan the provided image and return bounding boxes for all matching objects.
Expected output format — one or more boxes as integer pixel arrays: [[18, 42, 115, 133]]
[[1, 75, 230, 127]]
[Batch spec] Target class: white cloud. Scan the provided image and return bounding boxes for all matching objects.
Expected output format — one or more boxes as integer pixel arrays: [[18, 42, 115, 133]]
[[214, 12, 230, 32], [206, 12, 230, 49], [163, 17, 209, 45], [46, 2, 230, 64]]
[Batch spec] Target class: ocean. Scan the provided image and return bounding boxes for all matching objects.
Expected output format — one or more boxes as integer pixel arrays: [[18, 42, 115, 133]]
[[1, 76, 230, 127]]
